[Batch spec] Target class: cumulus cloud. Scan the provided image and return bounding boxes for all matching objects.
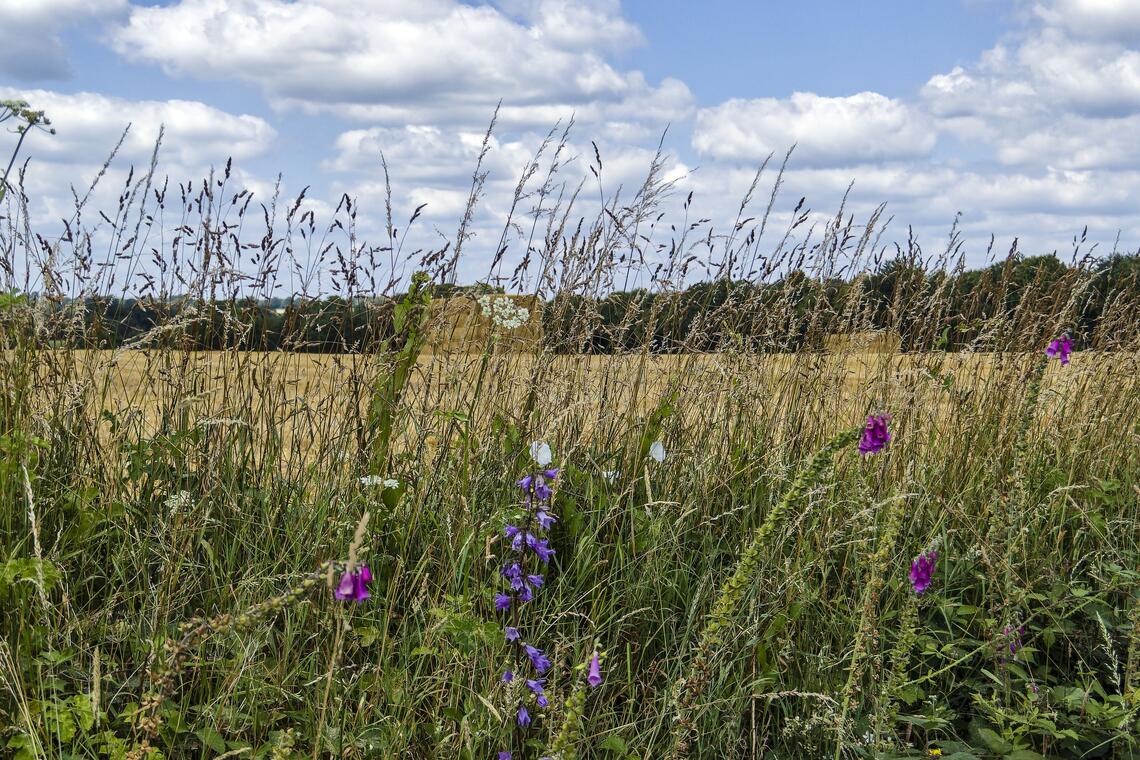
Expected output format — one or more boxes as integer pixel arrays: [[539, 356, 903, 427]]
[[0, 88, 276, 166], [0, 0, 127, 82], [1033, 0, 1140, 42], [692, 92, 936, 166], [108, 0, 687, 128]]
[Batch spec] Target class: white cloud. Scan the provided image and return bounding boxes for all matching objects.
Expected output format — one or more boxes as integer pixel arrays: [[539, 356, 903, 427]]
[[0, 0, 127, 81], [1033, 0, 1140, 42], [692, 92, 936, 166], [108, 0, 686, 128], [0, 88, 276, 166]]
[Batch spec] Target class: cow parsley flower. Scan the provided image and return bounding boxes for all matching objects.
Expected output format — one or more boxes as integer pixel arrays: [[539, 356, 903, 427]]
[[478, 294, 530, 331]]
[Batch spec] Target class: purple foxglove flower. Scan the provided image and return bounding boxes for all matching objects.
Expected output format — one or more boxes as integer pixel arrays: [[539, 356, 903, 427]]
[[1046, 334, 1073, 365], [536, 510, 557, 530], [858, 414, 891, 455], [517, 706, 531, 727], [334, 565, 372, 602], [909, 550, 937, 595], [524, 644, 551, 674], [501, 670, 513, 683], [494, 593, 512, 611], [498, 752, 513, 760], [587, 651, 602, 687], [505, 626, 520, 642]]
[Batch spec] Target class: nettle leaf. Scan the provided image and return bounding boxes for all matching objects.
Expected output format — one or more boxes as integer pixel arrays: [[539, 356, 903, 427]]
[[195, 727, 227, 754], [1, 558, 61, 590], [975, 727, 1013, 754]]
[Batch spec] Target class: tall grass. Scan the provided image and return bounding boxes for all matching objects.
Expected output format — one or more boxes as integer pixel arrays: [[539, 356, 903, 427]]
[[1, 116, 1138, 759]]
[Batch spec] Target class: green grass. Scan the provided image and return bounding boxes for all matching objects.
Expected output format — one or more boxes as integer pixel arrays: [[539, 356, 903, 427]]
[[1, 125, 1138, 758]]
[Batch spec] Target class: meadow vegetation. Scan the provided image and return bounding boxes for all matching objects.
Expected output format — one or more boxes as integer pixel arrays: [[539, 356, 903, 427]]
[[1, 107, 1139, 759]]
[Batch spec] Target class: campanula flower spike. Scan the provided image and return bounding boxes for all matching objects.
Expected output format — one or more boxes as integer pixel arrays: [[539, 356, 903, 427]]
[[496, 441, 560, 758]]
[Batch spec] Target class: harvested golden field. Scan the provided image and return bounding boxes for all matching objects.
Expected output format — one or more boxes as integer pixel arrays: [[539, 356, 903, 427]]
[[30, 348, 1134, 472]]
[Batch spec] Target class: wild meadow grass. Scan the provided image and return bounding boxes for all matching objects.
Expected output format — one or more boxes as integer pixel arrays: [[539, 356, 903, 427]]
[[1, 113, 1139, 758]]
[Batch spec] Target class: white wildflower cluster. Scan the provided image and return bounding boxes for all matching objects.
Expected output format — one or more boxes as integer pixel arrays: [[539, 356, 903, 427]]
[[164, 490, 194, 515], [360, 475, 400, 489], [477, 294, 530, 331]]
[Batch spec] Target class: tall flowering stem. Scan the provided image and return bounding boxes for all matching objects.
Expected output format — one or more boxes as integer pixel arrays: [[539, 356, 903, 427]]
[[545, 650, 605, 760], [497, 444, 559, 756], [669, 426, 862, 759]]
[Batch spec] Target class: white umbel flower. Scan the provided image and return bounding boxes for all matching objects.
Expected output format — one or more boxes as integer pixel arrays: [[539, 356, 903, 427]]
[[477, 294, 530, 331]]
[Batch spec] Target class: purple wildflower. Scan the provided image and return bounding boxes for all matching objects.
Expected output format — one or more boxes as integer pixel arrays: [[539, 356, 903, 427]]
[[909, 550, 938, 595], [528, 536, 555, 564], [536, 510, 557, 530], [501, 670, 513, 683], [1046, 334, 1073, 365], [334, 565, 372, 602], [505, 626, 520, 642], [527, 574, 544, 589], [498, 752, 513, 760], [517, 706, 531, 727], [1003, 625, 1025, 656], [494, 593, 512, 611], [526, 678, 546, 696], [858, 414, 892, 455], [587, 651, 603, 688], [537, 694, 549, 708], [524, 643, 551, 674]]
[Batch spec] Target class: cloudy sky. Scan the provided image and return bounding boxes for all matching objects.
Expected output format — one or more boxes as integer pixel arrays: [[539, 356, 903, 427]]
[[2, 0, 1139, 291]]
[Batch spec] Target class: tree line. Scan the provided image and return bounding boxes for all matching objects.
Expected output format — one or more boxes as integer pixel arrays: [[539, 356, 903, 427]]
[[47, 252, 1140, 353]]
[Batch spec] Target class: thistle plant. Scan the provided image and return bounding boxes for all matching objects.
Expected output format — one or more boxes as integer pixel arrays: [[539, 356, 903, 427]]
[[669, 423, 867, 759], [497, 441, 559, 756]]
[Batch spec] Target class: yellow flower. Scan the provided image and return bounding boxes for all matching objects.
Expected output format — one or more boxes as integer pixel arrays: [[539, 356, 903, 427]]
[[928, 750, 942, 758]]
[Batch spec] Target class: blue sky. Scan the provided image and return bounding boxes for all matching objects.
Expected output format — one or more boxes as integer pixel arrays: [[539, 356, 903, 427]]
[[3, 0, 1140, 294]]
